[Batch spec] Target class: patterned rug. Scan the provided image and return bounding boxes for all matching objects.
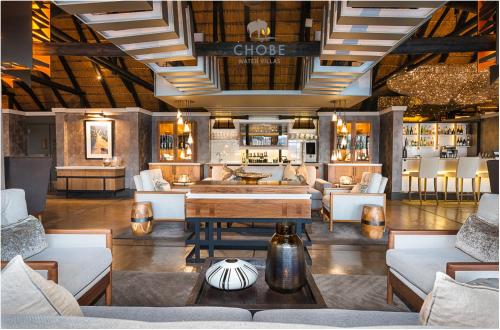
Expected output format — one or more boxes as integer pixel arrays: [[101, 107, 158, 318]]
[[101, 271, 408, 312]]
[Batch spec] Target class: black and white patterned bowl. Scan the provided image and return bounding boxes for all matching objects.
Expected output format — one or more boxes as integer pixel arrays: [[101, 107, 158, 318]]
[[205, 259, 258, 290]]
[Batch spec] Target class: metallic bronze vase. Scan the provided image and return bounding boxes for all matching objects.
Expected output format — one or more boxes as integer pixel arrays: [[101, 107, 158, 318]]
[[131, 202, 154, 236], [265, 222, 306, 293]]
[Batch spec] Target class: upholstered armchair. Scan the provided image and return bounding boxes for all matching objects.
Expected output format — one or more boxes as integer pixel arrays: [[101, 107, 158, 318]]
[[321, 172, 388, 231], [386, 193, 499, 312], [1, 189, 112, 305], [133, 169, 186, 221]]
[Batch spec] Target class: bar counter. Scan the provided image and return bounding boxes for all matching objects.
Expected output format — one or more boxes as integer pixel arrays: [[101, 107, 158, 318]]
[[402, 158, 492, 193]]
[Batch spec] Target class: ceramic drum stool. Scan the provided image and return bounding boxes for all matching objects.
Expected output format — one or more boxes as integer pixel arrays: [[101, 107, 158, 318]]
[[360, 204, 385, 240], [131, 201, 153, 236]]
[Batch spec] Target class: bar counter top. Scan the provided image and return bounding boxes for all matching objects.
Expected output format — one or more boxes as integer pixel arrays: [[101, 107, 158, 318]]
[[56, 166, 125, 170], [207, 163, 322, 166], [327, 163, 382, 166], [149, 162, 202, 166]]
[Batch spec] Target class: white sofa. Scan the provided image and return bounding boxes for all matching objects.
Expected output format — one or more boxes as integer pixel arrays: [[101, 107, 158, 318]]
[[321, 172, 388, 231], [386, 193, 499, 311], [133, 169, 186, 221], [1, 189, 112, 305], [206, 165, 331, 211]]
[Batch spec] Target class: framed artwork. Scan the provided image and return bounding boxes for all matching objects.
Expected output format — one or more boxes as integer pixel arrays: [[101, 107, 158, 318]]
[[84, 120, 114, 159]]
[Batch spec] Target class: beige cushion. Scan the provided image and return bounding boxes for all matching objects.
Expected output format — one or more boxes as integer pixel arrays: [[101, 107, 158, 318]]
[[152, 178, 171, 191], [283, 164, 298, 181], [420, 272, 499, 328], [1, 255, 82, 317], [1, 189, 29, 227], [296, 164, 308, 184]]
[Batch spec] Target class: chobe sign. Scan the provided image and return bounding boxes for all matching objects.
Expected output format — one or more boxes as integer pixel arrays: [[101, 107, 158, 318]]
[[233, 19, 286, 57]]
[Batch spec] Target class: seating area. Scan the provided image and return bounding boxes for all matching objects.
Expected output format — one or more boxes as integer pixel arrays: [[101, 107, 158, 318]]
[[1, 1, 499, 329]]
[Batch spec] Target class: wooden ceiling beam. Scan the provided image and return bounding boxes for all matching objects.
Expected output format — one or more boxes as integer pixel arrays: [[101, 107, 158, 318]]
[[16, 80, 47, 111], [118, 58, 141, 108], [218, 1, 229, 90], [269, 1, 276, 90], [58, 56, 90, 107], [30, 74, 83, 95], [38, 72, 68, 108], [294, 1, 311, 90], [33, 42, 125, 57], [427, 7, 451, 37], [1, 84, 24, 111], [244, 5, 252, 90], [392, 35, 496, 54], [72, 17, 116, 108], [51, 23, 154, 91]]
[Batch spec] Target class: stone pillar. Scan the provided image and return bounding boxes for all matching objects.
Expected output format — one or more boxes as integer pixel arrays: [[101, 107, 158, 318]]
[[379, 106, 406, 199], [2, 111, 27, 156], [318, 115, 331, 164]]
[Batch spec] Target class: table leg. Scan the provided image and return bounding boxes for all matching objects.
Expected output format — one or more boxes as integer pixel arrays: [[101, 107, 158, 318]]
[[208, 221, 214, 257], [194, 221, 201, 262], [217, 222, 222, 240]]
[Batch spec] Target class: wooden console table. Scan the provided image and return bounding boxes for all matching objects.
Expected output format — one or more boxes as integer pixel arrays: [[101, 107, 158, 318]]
[[56, 166, 125, 197], [185, 181, 312, 263]]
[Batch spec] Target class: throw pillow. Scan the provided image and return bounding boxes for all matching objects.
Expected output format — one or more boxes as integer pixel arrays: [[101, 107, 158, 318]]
[[282, 164, 298, 181], [419, 272, 498, 328], [455, 214, 499, 262], [152, 178, 171, 191], [1, 215, 48, 261], [467, 278, 499, 289], [296, 164, 309, 184], [1, 255, 83, 316]]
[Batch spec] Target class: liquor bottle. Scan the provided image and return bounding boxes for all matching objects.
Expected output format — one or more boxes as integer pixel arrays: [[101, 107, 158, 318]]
[[403, 138, 408, 159]]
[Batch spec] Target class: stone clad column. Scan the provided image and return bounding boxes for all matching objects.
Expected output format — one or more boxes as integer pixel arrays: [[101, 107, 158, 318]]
[[318, 115, 331, 164], [379, 106, 406, 198]]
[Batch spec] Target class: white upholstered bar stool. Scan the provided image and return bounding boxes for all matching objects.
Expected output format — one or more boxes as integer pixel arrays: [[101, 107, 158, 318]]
[[444, 157, 480, 203], [408, 157, 440, 203]]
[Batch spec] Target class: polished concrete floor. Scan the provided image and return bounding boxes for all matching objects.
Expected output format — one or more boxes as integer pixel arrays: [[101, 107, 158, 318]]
[[42, 196, 476, 276]]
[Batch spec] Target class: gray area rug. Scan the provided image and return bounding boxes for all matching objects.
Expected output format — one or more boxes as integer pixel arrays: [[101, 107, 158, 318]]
[[309, 221, 388, 246], [114, 222, 191, 246], [114, 217, 386, 247], [103, 271, 407, 312]]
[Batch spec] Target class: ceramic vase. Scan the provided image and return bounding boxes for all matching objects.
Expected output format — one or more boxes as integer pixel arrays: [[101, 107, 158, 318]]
[[205, 259, 258, 290]]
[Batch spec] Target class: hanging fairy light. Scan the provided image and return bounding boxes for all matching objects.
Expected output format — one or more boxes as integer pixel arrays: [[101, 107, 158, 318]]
[[330, 100, 338, 122], [177, 108, 182, 119], [180, 149, 186, 159], [331, 150, 337, 161], [341, 123, 348, 134], [177, 114, 184, 125], [337, 115, 343, 127], [186, 145, 192, 156], [341, 136, 347, 147], [187, 133, 194, 145], [184, 121, 191, 133]]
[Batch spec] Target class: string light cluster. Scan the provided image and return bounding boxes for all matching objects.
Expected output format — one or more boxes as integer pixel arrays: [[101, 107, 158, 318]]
[[387, 64, 498, 106], [175, 100, 194, 159]]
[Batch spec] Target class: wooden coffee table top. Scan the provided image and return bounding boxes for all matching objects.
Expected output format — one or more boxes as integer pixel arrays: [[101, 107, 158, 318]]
[[185, 258, 326, 312]]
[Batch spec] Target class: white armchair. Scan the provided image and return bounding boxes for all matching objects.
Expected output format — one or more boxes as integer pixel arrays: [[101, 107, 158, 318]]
[[386, 193, 499, 311], [1, 189, 112, 305], [321, 172, 388, 231], [133, 170, 186, 221]]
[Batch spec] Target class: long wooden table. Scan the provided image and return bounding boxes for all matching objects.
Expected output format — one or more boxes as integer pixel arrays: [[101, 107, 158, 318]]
[[185, 181, 312, 263]]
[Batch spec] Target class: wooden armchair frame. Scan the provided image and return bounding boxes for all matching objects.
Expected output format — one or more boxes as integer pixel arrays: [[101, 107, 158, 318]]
[[2, 229, 113, 306], [386, 229, 498, 312]]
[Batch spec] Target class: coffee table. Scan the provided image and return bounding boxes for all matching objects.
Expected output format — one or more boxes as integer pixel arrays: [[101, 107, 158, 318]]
[[186, 258, 327, 312]]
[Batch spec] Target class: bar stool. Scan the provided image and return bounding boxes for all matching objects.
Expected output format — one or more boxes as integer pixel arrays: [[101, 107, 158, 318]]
[[408, 157, 440, 203], [444, 157, 480, 203]]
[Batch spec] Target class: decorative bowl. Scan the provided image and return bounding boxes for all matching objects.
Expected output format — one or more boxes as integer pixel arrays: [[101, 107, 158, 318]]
[[205, 259, 258, 290], [234, 172, 272, 184]]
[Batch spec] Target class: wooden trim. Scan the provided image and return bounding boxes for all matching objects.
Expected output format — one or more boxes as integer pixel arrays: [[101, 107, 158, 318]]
[[77, 271, 111, 306], [387, 270, 424, 312], [1, 261, 59, 283], [446, 262, 499, 279], [134, 191, 187, 196], [45, 228, 113, 249], [387, 229, 459, 249]]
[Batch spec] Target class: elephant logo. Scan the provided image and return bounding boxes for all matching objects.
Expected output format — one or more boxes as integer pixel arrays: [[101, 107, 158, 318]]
[[247, 19, 273, 41]]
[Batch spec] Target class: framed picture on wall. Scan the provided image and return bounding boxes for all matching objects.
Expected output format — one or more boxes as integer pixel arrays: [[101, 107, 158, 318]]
[[84, 120, 114, 159]]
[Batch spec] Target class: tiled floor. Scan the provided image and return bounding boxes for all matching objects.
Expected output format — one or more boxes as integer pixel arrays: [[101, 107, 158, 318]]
[[42, 196, 476, 276]]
